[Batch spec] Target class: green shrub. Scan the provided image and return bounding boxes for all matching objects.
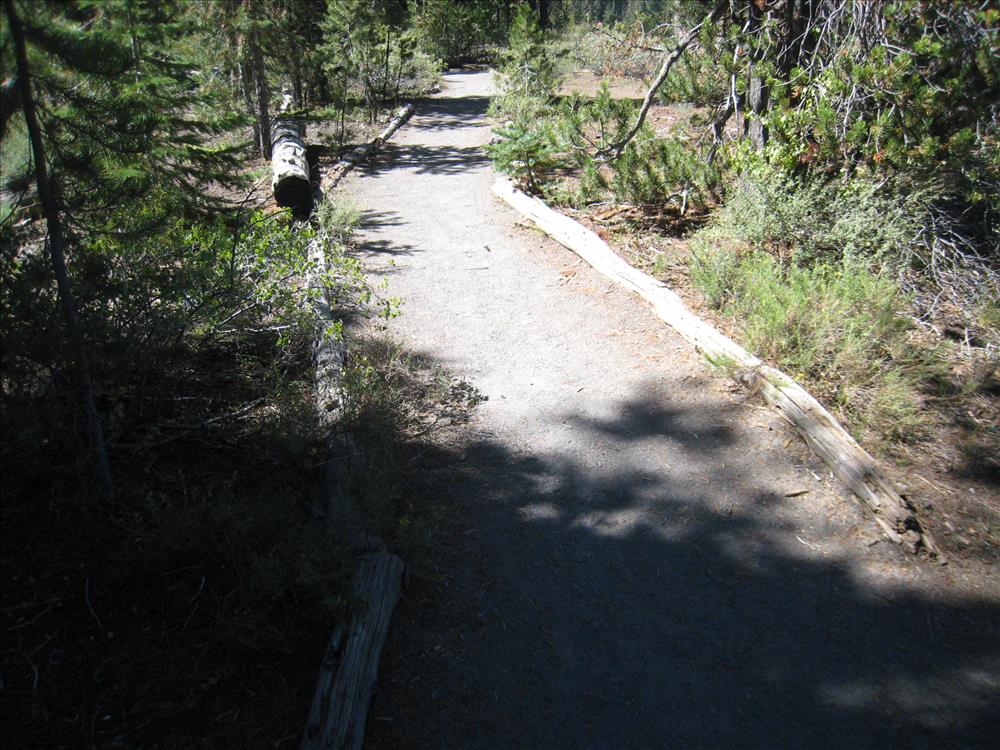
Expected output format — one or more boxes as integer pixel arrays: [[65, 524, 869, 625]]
[[609, 126, 720, 210], [690, 238, 942, 446], [486, 119, 561, 193], [491, 3, 559, 117], [413, 0, 504, 65]]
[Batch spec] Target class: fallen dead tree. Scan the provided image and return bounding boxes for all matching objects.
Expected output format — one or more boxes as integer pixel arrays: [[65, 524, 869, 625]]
[[298, 103, 417, 750], [321, 103, 414, 192], [300, 552, 404, 750], [493, 176, 941, 560], [271, 93, 312, 213]]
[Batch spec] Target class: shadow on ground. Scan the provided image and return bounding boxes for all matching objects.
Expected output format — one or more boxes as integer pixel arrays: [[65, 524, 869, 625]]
[[364, 353, 1000, 750], [362, 142, 491, 177]]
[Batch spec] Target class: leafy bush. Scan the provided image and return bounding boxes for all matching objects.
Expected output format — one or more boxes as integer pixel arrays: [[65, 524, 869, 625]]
[[707, 162, 923, 269]]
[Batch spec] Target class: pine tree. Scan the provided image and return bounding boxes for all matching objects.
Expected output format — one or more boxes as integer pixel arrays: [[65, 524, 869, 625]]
[[1, 0, 245, 499]]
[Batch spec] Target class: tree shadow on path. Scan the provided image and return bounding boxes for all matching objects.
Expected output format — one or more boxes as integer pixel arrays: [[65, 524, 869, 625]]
[[366, 363, 1000, 750]]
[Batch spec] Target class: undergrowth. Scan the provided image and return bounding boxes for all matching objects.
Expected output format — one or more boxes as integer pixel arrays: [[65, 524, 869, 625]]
[[0, 194, 482, 746], [688, 165, 958, 447]]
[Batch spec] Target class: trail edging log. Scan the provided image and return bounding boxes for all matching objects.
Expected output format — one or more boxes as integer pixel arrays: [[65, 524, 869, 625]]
[[300, 553, 404, 750], [493, 176, 941, 560], [321, 103, 414, 192], [272, 93, 312, 212], [300, 101, 415, 750]]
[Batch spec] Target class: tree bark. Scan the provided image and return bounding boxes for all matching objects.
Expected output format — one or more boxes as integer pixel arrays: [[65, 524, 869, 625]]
[[271, 92, 312, 213], [4, 0, 113, 502], [248, 10, 271, 160], [239, 57, 261, 158], [745, 0, 769, 150]]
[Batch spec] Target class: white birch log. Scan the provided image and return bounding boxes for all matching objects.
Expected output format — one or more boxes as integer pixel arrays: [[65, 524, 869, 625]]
[[493, 176, 941, 559], [272, 92, 312, 212]]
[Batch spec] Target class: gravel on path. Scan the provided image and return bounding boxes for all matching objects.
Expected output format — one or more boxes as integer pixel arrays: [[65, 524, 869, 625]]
[[343, 70, 999, 750]]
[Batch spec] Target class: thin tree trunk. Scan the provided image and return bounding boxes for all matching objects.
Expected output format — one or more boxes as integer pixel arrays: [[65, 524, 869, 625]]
[[239, 57, 261, 157], [745, 0, 769, 150], [4, 0, 114, 502], [248, 11, 271, 160]]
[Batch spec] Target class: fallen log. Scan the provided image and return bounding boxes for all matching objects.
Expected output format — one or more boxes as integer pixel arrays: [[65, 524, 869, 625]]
[[321, 103, 414, 192], [272, 93, 312, 213], [299, 101, 415, 750], [493, 176, 941, 559], [300, 552, 404, 750]]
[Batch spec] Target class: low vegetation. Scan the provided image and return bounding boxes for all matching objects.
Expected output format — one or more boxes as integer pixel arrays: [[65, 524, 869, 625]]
[[487, 1, 998, 466], [1, 0, 494, 745]]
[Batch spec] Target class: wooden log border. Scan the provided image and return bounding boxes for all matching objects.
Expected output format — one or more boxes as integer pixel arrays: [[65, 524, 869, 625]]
[[321, 103, 415, 193], [300, 103, 416, 750], [493, 176, 941, 560]]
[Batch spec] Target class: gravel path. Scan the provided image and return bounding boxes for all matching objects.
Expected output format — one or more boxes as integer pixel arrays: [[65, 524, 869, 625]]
[[343, 71, 999, 750]]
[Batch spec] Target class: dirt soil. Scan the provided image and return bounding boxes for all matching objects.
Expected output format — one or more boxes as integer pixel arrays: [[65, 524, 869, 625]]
[[341, 70, 999, 749]]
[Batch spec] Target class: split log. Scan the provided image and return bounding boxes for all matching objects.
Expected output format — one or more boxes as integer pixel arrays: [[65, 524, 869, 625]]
[[300, 552, 404, 750], [321, 103, 414, 193], [493, 176, 941, 559], [272, 93, 312, 213]]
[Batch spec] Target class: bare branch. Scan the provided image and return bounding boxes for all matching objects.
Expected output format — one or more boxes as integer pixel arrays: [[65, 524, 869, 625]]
[[598, 0, 730, 161]]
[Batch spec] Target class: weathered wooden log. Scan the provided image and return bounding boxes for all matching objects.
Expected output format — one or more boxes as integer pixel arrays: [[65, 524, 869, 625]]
[[272, 93, 312, 212], [300, 551, 404, 750], [493, 176, 941, 559], [306, 236, 358, 531], [299, 101, 416, 750], [321, 103, 414, 193]]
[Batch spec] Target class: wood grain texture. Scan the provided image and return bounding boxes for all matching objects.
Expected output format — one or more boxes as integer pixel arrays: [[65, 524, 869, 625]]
[[300, 553, 405, 750]]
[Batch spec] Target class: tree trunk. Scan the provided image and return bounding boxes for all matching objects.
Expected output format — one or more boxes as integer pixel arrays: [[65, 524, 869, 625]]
[[239, 57, 261, 158], [745, 0, 769, 150], [248, 15, 271, 160], [4, 0, 113, 502], [271, 92, 312, 213]]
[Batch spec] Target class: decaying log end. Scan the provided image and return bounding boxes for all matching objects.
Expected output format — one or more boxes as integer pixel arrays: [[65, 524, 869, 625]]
[[274, 173, 313, 212], [271, 94, 312, 214]]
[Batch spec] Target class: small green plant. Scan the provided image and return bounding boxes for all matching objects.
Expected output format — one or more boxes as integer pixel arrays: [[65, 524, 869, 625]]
[[486, 119, 561, 193], [609, 126, 720, 210]]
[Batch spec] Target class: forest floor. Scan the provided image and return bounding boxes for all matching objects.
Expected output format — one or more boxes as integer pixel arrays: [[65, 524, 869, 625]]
[[341, 70, 999, 748]]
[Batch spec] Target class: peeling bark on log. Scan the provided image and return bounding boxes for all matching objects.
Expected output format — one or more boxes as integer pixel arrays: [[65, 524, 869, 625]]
[[272, 93, 312, 213], [321, 103, 414, 193], [493, 176, 941, 560], [300, 552, 404, 750]]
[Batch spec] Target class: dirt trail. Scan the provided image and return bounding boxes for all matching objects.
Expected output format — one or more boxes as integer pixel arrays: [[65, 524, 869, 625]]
[[343, 71, 999, 749]]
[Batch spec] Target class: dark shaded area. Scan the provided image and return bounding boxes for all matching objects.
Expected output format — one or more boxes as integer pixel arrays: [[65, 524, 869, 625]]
[[274, 174, 313, 216], [406, 93, 491, 132], [354, 209, 416, 259], [366, 372, 1000, 750]]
